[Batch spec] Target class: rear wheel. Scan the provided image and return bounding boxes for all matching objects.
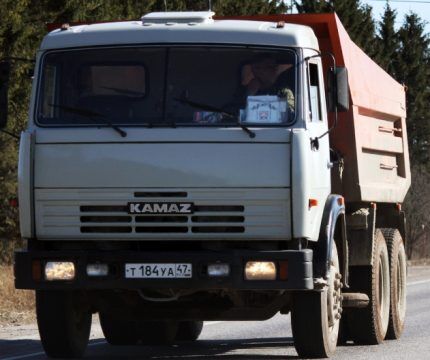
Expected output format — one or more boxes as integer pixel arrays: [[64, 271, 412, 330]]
[[292, 241, 342, 358], [36, 290, 91, 359], [381, 228, 407, 339], [99, 312, 140, 345], [139, 321, 178, 345], [348, 229, 390, 344], [176, 321, 203, 342]]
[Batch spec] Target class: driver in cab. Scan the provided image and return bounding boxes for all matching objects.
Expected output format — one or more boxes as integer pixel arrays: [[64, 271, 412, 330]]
[[239, 55, 295, 110]]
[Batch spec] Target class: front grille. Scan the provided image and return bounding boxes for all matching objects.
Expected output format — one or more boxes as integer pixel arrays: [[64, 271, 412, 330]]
[[35, 188, 290, 240], [79, 203, 245, 234]]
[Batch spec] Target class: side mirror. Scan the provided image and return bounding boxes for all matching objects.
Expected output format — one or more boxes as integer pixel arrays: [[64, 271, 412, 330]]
[[0, 61, 11, 129], [327, 66, 349, 112], [335, 67, 349, 112]]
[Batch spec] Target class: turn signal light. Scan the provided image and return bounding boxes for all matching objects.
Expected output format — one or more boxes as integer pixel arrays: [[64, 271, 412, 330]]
[[309, 199, 318, 208], [245, 261, 276, 280]]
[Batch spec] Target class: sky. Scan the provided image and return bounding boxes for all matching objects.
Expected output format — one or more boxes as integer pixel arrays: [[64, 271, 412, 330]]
[[362, 0, 430, 34]]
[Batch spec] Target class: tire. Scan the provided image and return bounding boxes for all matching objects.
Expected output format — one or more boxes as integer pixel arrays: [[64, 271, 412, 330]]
[[36, 290, 91, 359], [292, 241, 342, 358], [176, 321, 203, 342], [99, 312, 140, 345], [139, 321, 178, 345], [381, 228, 407, 340], [348, 229, 390, 344]]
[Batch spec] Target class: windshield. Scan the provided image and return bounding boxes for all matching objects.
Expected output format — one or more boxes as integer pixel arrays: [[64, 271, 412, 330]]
[[37, 46, 297, 127]]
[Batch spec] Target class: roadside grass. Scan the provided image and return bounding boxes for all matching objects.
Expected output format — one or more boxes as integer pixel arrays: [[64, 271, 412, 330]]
[[0, 265, 34, 325]]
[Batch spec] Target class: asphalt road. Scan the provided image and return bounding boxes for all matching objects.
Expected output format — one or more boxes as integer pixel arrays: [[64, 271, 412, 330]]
[[1, 266, 429, 360]]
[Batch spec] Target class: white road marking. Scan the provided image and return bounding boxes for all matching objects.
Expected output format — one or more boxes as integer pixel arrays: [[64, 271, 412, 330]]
[[205, 321, 223, 326], [407, 279, 430, 286]]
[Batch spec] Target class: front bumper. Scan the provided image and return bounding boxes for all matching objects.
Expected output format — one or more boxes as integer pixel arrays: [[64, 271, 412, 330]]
[[15, 249, 313, 290]]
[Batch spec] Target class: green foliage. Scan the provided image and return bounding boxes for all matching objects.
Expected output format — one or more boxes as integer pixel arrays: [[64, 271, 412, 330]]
[[374, 3, 399, 77], [295, 0, 377, 56], [0, 0, 34, 260], [396, 13, 430, 166]]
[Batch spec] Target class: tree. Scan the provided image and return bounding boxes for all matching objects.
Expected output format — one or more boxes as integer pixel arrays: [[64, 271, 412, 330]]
[[375, 2, 399, 77], [403, 166, 430, 258], [295, 0, 377, 56], [396, 13, 430, 166], [0, 0, 34, 261]]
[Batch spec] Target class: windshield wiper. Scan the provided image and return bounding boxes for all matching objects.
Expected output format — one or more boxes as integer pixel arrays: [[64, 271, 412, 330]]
[[173, 97, 256, 139], [49, 104, 127, 138]]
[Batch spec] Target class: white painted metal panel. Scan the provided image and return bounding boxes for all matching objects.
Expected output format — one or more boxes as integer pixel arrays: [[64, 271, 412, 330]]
[[18, 131, 34, 238], [34, 143, 290, 188], [41, 20, 319, 51]]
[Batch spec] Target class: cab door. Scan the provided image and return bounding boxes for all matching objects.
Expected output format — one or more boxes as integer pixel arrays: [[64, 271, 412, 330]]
[[304, 57, 331, 239]]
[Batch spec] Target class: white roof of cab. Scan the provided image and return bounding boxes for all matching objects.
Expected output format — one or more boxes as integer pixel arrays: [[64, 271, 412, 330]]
[[40, 12, 319, 51]]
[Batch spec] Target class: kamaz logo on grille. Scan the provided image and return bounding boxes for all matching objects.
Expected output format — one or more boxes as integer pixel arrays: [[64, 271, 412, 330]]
[[128, 202, 194, 214]]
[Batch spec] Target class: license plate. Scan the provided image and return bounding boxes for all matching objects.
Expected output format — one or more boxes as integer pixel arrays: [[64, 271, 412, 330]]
[[125, 263, 192, 279]]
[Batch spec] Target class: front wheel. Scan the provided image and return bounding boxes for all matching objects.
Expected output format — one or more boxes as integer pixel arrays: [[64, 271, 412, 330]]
[[36, 290, 91, 359], [292, 241, 342, 358]]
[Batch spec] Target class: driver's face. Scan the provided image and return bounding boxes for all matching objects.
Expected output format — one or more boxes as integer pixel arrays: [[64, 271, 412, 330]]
[[251, 59, 278, 84]]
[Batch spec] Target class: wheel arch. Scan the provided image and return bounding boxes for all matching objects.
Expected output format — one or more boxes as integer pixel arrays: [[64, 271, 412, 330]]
[[313, 194, 348, 287]]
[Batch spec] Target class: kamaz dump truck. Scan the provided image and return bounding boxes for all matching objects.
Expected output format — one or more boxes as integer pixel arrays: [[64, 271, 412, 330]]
[[0, 12, 410, 358]]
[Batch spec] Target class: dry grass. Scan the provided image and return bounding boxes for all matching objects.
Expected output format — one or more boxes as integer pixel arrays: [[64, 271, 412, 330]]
[[0, 265, 35, 326], [408, 258, 430, 266]]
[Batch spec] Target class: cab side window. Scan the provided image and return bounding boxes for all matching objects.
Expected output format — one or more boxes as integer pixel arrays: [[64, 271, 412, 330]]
[[308, 63, 322, 122]]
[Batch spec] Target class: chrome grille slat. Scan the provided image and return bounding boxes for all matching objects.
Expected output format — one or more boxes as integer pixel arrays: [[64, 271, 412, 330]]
[[80, 216, 131, 223], [136, 216, 188, 223], [194, 205, 244, 212], [191, 226, 245, 233], [191, 216, 244, 223], [134, 191, 188, 198], [80, 205, 127, 212]]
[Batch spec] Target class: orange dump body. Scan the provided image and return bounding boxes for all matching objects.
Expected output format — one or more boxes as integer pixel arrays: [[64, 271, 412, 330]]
[[221, 13, 410, 204]]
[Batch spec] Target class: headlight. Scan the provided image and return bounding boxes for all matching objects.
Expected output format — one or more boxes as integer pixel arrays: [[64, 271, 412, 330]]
[[45, 261, 75, 281], [245, 261, 276, 280]]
